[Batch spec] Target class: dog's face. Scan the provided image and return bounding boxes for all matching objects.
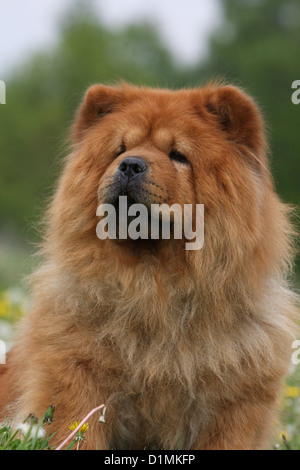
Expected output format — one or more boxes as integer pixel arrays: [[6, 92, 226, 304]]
[[74, 83, 268, 234], [75, 86, 201, 216], [50, 83, 280, 281], [73, 84, 267, 212]]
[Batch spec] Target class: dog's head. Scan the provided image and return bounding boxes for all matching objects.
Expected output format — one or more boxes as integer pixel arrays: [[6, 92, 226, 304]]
[[72, 83, 267, 210], [47, 83, 291, 288]]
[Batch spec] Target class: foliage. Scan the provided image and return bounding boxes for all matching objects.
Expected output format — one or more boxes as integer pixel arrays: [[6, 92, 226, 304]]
[[277, 365, 300, 450], [0, 401, 105, 450], [0, 417, 54, 450]]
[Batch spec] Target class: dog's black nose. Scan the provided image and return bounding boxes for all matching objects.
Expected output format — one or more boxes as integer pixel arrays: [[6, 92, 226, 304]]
[[118, 157, 148, 180]]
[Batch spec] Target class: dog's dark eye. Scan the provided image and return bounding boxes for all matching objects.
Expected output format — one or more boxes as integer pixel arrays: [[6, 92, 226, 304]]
[[169, 150, 189, 165], [116, 143, 126, 158]]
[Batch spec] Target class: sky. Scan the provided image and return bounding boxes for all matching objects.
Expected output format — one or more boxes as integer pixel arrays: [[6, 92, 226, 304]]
[[0, 0, 222, 78]]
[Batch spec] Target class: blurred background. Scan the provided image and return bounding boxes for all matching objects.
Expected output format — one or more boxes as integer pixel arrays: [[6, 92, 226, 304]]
[[0, 0, 300, 447]]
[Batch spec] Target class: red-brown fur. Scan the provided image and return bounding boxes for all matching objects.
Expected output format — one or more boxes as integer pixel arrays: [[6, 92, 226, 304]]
[[0, 83, 298, 449]]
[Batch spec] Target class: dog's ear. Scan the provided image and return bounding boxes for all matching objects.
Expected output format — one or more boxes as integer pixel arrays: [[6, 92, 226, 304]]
[[72, 85, 124, 142], [201, 85, 267, 158]]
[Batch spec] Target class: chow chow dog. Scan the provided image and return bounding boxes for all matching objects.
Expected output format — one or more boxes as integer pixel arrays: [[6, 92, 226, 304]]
[[0, 83, 298, 450]]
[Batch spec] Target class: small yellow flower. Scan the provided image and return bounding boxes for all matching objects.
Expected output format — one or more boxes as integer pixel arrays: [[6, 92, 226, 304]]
[[285, 386, 299, 399], [69, 421, 89, 434], [279, 430, 289, 441], [0, 293, 11, 319], [0, 290, 25, 322]]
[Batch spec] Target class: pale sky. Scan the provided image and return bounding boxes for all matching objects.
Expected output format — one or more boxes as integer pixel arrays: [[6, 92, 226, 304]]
[[0, 0, 222, 77]]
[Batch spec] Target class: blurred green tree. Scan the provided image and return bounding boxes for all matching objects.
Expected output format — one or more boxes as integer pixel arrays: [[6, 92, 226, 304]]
[[188, 0, 300, 208], [0, 3, 182, 235]]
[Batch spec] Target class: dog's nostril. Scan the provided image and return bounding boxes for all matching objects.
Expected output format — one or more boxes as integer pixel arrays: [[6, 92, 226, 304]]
[[118, 157, 148, 178]]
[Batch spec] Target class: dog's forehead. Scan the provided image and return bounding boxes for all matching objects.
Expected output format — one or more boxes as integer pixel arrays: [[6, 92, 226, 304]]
[[118, 112, 185, 151], [117, 90, 195, 140], [129, 88, 192, 113]]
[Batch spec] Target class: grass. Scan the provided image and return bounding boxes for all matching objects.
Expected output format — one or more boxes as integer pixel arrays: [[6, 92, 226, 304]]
[[276, 364, 300, 450], [1, 380, 299, 450], [0, 418, 55, 450], [0, 405, 106, 450]]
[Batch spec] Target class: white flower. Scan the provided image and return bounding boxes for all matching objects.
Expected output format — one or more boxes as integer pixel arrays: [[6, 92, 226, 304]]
[[16, 422, 46, 439]]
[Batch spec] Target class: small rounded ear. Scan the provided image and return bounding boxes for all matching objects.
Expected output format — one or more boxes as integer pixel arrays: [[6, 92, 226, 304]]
[[202, 85, 267, 157], [72, 84, 124, 142]]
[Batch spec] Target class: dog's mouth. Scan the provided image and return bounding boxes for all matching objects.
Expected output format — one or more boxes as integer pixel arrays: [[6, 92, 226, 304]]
[[114, 193, 152, 238], [98, 177, 177, 246], [98, 191, 175, 246], [112, 192, 140, 212]]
